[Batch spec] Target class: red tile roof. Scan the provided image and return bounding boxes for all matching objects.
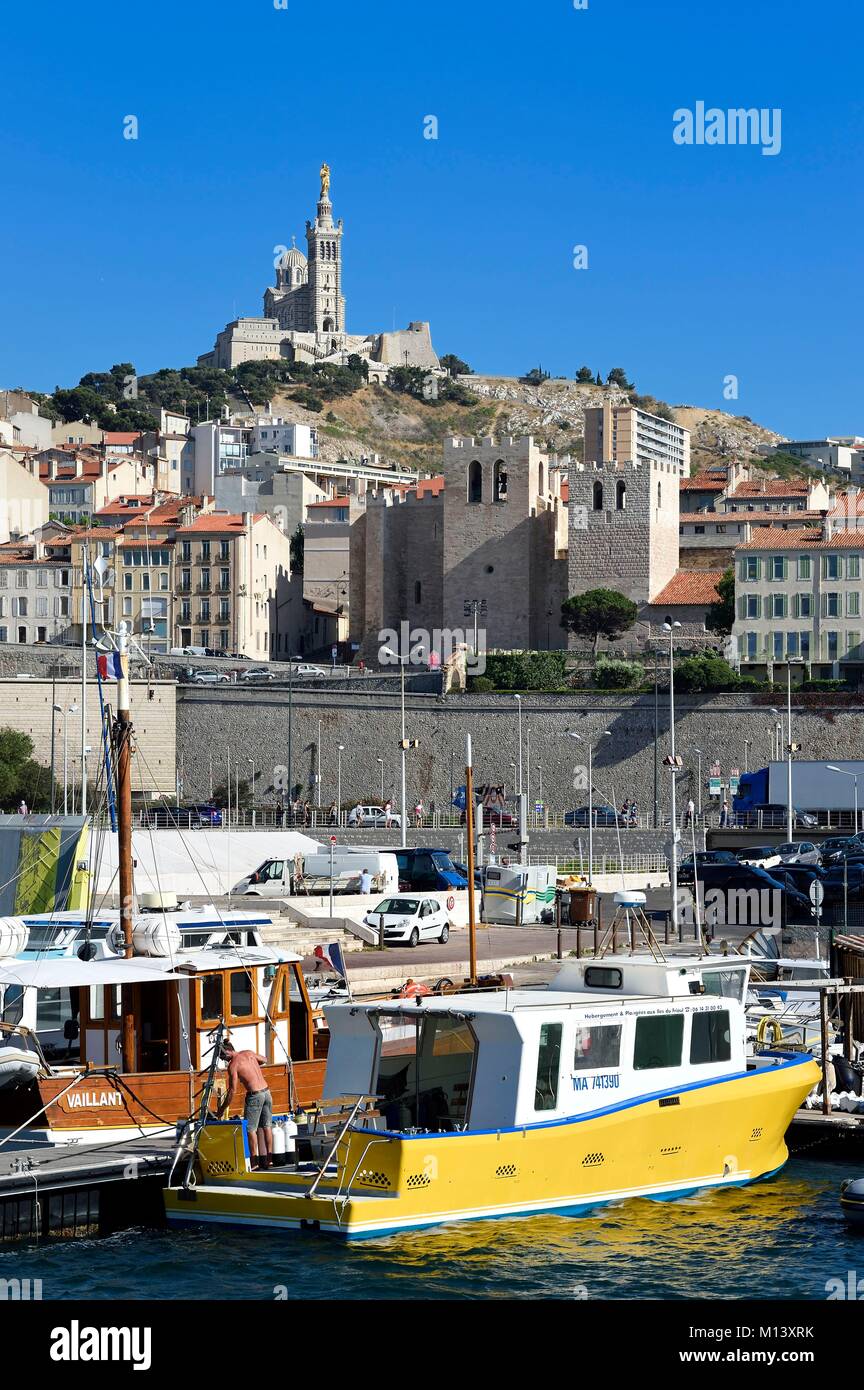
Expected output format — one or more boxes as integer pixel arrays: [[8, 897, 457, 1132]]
[[680, 476, 725, 490], [737, 526, 864, 551], [651, 570, 724, 606], [103, 431, 141, 445], [174, 512, 261, 535], [731, 481, 810, 497], [680, 509, 821, 525]]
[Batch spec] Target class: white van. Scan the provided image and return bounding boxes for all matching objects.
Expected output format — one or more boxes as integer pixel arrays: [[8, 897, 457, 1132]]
[[234, 849, 398, 897]]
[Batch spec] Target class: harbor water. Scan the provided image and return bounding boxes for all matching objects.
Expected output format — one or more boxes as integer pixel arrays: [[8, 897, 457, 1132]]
[[3, 1157, 861, 1300]]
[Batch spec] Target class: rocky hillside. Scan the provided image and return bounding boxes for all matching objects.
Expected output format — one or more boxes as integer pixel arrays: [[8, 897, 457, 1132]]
[[266, 374, 787, 477]]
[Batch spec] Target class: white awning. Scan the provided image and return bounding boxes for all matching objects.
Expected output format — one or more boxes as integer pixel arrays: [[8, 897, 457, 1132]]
[[0, 945, 301, 990]]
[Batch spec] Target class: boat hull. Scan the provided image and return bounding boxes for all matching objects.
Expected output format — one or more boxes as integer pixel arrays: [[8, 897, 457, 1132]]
[[165, 1055, 820, 1239], [0, 1059, 327, 1149]]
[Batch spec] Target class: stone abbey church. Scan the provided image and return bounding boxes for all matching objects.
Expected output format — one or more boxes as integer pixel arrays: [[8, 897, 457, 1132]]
[[199, 166, 439, 374]]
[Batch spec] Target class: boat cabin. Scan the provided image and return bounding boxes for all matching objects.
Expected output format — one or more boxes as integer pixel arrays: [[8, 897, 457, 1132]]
[[323, 958, 752, 1134]]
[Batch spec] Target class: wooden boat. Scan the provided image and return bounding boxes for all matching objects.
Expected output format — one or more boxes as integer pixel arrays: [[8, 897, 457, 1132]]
[[164, 955, 820, 1240]]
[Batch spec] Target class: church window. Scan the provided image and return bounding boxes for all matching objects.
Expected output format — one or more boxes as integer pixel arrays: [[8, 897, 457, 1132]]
[[657, 481, 662, 508], [468, 460, 482, 504], [538, 463, 545, 494], [593, 481, 604, 511], [616, 480, 626, 510], [494, 460, 508, 502]]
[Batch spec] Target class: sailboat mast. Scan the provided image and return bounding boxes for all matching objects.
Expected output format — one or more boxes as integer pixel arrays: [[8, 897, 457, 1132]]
[[115, 621, 136, 1070], [80, 545, 88, 814]]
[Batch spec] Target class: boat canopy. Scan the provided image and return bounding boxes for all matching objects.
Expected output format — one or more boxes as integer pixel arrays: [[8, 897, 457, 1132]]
[[0, 944, 301, 990]]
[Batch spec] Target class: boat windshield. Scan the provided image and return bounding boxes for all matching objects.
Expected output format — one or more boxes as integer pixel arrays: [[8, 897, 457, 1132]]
[[701, 968, 748, 1003], [0, 985, 24, 1026], [374, 1012, 476, 1131]]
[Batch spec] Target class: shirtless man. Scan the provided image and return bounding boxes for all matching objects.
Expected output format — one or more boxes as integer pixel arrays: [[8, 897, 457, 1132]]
[[216, 1041, 273, 1169]]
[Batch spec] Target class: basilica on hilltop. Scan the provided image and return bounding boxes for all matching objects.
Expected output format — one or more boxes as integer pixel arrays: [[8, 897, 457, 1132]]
[[198, 165, 439, 376]]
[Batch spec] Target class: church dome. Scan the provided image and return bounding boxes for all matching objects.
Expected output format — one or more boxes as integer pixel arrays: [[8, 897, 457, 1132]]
[[281, 242, 307, 269]]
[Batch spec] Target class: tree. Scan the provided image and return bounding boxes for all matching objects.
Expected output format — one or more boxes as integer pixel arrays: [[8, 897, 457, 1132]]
[[522, 366, 550, 385], [290, 524, 304, 574], [575, 366, 594, 383], [561, 588, 638, 653], [0, 729, 59, 810], [594, 372, 603, 386], [212, 776, 253, 810], [674, 653, 740, 693], [607, 367, 634, 390], [705, 567, 735, 637], [440, 353, 472, 377]]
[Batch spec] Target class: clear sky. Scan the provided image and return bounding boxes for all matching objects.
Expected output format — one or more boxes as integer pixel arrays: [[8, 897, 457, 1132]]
[[2, 0, 861, 438]]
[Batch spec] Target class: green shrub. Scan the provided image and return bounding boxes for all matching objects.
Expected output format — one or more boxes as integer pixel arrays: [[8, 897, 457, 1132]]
[[593, 657, 645, 689], [482, 651, 567, 691], [674, 653, 741, 693], [469, 676, 495, 693]]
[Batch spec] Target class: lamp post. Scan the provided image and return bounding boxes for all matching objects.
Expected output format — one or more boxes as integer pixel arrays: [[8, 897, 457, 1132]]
[[664, 620, 682, 932], [337, 744, 344, 824], [785, 665, 795, 842], [51, 703, 62, 815], [513, 695, 523, 796], [248, 757, 255, 828], [316, 717, 322, 809], [377, 757, 385, 804], [566, 729, 611, 886], [382, 645, 408, 849], [62, 704, 78, 816], [526, 724, 531, 820], [827, 765, 858, 833]]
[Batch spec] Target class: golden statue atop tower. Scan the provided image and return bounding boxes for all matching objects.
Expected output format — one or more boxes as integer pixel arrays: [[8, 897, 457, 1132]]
[[319, 161, 331, 200]]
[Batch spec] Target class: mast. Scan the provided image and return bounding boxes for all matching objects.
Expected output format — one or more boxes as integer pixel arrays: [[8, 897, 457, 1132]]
[[80, 545, 88, 814], [465, 734, 477, 986], [114, 621, 136, 1071]]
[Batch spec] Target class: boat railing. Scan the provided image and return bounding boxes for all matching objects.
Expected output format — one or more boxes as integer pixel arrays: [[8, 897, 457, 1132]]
[[305, 1093, 381, 1197]]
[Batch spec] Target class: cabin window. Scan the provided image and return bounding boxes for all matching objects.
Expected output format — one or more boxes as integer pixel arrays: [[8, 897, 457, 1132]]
[[0, 984, 24, 1027], [701, 970, 747, 1004], [534, 1022, 562, 1111], [200, 974, 222, 1022], [573, 1024, 621, 1070], [375, 1012, 476, 1131], [87, 986, 121, 1022], [633, 1014, 684, 1070], [690, 1010, 731, 1065], [229, 970, 255, 1021], [584, 966, 622, 990]]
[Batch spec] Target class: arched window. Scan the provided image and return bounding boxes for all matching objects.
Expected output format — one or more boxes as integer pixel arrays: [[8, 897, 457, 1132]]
[[657, 481, 662, 509], [616, 480, 626, 511], [494, 459, 508, 502], [414, 580, 422, 604], [592, 481, 604, 511], [467, 459, 482, 504], [538, 462, 545, 495]]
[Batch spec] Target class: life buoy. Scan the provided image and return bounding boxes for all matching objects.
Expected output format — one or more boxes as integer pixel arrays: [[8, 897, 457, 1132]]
[[397, 978, 431, 999], [756, 1015, 784, 1046]]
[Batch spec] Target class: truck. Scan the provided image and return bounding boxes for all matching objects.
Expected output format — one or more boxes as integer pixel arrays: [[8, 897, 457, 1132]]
[[734, 761, 864, 819], [234, 848, 399, 897]]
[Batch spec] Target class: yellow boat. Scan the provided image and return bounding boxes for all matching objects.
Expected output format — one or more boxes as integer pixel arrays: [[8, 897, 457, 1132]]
[[163, 956, 820, 1240]]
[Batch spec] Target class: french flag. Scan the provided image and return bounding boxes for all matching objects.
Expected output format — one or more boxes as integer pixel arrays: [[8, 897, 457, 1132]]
[[313, 942, 347, 978], [97, 652, 124, 681]]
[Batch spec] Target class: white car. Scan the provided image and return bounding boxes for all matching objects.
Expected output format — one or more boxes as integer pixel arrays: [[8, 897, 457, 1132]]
[[294, 664, 327, 678], [735, 845, 782, 869], [363, 896, 451, 947], [347, 804, 402, 828]]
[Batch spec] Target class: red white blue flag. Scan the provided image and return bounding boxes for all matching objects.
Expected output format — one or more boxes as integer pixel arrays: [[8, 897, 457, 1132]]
[[97, 652, 124, 681], [313, 942, 347, 978]]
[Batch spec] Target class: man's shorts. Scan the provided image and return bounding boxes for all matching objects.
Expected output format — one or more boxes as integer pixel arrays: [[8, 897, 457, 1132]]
[[244, 1088, 273, 1133]]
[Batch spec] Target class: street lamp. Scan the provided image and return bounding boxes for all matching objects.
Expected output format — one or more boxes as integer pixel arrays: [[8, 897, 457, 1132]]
[[513, 695, 523, 796], [377, 757, 384, 804], [336, 744, 344, 824], [566, 729, 611, 886], [61, 704, 78, 815], [381, 645, 408, 849], [784, 664, 802, 842], [247, 757, 255, 827], [664, 620, 682, 932], [51, 704, 62, 815], [827, 765, 859, 832]]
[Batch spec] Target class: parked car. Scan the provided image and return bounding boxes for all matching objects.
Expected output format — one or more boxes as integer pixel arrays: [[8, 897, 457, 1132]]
[[735, 845, 782, 869], [564, 805, 626, 827], [823, 839, 864, 866], [362, 895, 451, 947], [239, 666, 275, 683], [677, 850, 740, 884], [776, 841, 821, 866], [294, 664, 327, 678], [191, 669, 230, 684], [459, 804, 515, 827], [693, 862, 812, 923], [347, 804, 403, 828]]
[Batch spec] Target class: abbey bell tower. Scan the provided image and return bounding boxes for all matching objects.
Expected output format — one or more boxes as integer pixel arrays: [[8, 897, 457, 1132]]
[[305, 161, 345, 336]]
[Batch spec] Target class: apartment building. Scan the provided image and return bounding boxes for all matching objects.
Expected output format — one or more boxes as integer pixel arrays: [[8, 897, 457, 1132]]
[[733, 519, 864, 677], [583, 403, 690, 476], [0, 539, 73, 645], [172, 512, 292, 658]]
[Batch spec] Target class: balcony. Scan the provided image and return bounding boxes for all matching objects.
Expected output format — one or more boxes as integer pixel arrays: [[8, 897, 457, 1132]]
[[196, 583, 211, 595]]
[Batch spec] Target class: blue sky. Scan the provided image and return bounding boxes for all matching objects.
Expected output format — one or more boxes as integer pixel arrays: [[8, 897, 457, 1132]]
[[1, 0, 861, 438]]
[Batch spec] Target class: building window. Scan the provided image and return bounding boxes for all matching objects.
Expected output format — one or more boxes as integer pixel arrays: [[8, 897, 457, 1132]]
[[745, 595, 760, 619], [848, 592, 861, 617], [823, 554, 840, 580], [616, 480, 626, 511], [592, 481, 604, 511], [745, 557, 759, 581], [160, 572, 169, 591], [657, 481, 662, 509], [414, 581, 422, 604], [493, 459, 508, 502], [773, 631, 784, 660], [124, 573, 132, 591], [848, 555, 861, 580], [771, 593, 786, 618], [827, 632, 839, 661], [787, 632, 799, 657], [825, 592, 841, 618], [771, 556, 786, 581], [123, 597, 132, 616], [797, 556, 811, 581], [467, 460, 482, 504], [801, 632, 811, 660]]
